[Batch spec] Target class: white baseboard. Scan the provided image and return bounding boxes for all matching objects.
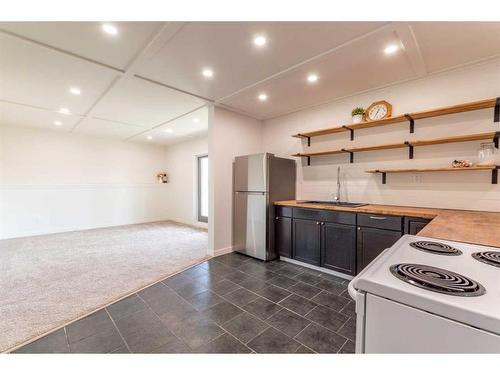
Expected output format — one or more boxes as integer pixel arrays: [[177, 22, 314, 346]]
[[280, 257, 353, 281], [214, 246, 234, 257]]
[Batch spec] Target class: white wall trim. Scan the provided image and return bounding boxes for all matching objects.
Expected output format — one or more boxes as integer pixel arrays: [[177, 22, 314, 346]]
[[0, 184, 167, 190], [214, 246, 234, 257], [280, 257, 353, 281]]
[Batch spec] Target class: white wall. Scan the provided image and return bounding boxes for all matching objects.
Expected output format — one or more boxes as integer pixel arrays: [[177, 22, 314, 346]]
[[0, 126, 169, 239], [163, 136, 208, 229], [208, 106, 263, 255], [262, 60, 500, 212]]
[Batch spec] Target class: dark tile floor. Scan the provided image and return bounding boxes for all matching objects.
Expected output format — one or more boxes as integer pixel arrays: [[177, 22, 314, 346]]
[[13, 253, 356, 354]]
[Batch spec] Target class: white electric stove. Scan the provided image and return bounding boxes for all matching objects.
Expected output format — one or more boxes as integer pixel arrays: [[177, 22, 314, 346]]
[[348, 234, 500, 353]]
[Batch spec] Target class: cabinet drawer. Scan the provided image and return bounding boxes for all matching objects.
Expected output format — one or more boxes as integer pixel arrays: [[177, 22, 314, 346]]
[[293, 208, 322, 221], [321, 210, 356, 225], [357, 213, 402, 231], [275, 206, 292, 218]]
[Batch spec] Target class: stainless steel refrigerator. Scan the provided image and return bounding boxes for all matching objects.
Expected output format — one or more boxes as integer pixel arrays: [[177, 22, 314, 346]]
[[233, 153, 296, 261]]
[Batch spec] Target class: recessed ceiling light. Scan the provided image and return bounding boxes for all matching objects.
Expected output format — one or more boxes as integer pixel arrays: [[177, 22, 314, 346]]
[[307, 74, 319, 83], [146, 135, 153, 140], [69, 87, 81, 96], [258, 93, 268, 102], [163, 128, 173, 133], [202, 69, 214, 78], [58, 107, 71, 115], [54, 120, 62, 126], [253, 35, 267, 47], [102, 24, 118, 36], [384, 44, 399, 55], [193, 117, 200, 123]]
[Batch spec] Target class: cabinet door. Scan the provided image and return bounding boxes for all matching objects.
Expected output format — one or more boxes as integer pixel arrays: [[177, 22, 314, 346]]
[[275, 216, 292, 258], [293, 218, 321, 266], [404, 217, 431, 235], [357, 227, 402, 273], [321, 222, 356, 275]]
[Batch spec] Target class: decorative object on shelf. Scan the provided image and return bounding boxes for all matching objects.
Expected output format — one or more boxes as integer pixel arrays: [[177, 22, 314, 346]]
[[351, 107, 365, 124], [157, 173, 168, 183], [366, 100, 393, 121], [477, 142, 496, 166], [452, 160, 473, 168]]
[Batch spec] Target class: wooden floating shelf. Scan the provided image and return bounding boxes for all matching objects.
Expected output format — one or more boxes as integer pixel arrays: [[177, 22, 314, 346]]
[[293, 97, 500, 143], [367, 166, 500, 185], [293, 131, 500, 165]]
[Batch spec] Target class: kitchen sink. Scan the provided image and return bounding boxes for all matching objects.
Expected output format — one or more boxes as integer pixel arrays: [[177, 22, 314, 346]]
[[302, 200, 367, 208]]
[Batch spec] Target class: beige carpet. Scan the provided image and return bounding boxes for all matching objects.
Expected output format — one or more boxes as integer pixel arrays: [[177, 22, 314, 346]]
[[0, 221, 209, 352]]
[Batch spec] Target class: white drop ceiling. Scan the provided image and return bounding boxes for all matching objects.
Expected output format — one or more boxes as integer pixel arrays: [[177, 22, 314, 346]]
[[0, 21, 499, 144]]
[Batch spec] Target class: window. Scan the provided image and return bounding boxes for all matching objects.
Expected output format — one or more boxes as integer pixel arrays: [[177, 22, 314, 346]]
[[197, 155, 208, 223]]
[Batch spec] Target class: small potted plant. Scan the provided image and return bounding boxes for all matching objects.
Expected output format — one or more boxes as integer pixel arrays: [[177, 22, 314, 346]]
[[351, 107, 365, 124]]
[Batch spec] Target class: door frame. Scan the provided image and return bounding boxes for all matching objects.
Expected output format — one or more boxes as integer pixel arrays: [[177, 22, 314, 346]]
[[197, 154, 208, 223]]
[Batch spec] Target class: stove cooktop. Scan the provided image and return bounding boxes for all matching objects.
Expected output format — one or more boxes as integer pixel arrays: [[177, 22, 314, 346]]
[[410, 241, 463, 256], [472, 251, 500, 268]]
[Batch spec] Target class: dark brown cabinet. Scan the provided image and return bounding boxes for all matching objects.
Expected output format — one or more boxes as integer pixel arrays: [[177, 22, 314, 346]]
[[356, 226, 401, 272], [321, 222, 356, 275], [275, 216, 292, 258], [404, 217, 431, 235], [292, 218, 321, 266]]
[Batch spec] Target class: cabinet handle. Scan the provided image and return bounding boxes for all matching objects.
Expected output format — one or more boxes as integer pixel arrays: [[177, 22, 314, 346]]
[[358, 227, 361, 230], [321, 222, 325, 225], [275, 217, 279, 220], [369, 216, 387, 220], [316, 222, 320, 225]]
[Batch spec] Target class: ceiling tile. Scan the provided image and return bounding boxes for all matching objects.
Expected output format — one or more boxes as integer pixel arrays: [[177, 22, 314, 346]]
[[74, 117, 143, 139], [0, 101, 79, 131], [221, 28, 415, 119], [0, 33, 119, 115], [136, 22, 387, 100], [90, 76, 206, 128], [412, 22, 500, 72], [0, 22, 164, 69], [134, 106, 208, 145]]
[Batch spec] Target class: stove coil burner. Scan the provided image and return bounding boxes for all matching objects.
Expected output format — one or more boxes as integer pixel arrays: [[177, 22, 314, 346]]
[[472, 251, 500, 268], [390, 263, 486, 297], [409, 241, 462, 256]]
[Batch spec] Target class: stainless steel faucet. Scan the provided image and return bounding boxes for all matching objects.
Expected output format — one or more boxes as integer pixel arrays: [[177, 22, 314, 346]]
[[333, 166, 341, 202]]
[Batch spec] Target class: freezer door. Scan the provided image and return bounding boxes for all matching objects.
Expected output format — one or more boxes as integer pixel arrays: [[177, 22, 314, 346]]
[[234, 153, 268, 192], [233, 191, 268, 260]]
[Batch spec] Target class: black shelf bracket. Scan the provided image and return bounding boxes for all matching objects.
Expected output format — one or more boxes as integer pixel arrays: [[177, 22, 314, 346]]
[[342, 149, 354, 163], [494, 131, 500, 149], [306, 136, 311, 147], [405, 141, 414, 159], [343, 126, 354, 141], [307, 156, 311, 166], [495, 97, 500, 123], [382, 172, 387, 184], [492, 166, 499, 184], [404, 114, 415, 133]]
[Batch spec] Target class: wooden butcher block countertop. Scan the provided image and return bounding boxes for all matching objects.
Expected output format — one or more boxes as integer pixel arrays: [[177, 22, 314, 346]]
[[274, 200, 500, 248]]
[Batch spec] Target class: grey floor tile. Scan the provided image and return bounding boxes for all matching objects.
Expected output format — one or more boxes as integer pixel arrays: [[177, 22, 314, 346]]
[[311, 291, 350, 312], [294, 272, 322, 286], [262, 261, 286, 273], [339, 340, 355, 354], [287, 282, 322, 299], [106, 294, 148, 322], [318, 273, 347, 284], [214, 253, 252, 268], [247, 327, 301, 353], [13, 329, 69, 353], [69, 327, 125, 353], [224, 287, 259, 307], [237, 261, 268, 275], [163, 273, 193, 290], [266, 309, 310, 338], [338, 318, 356, 341], [222, 312, 269, 344], [267, 274, 298, 289], [275, 264, 304, 278], [158, 299, 199, 328], [225, 270, 253, 284], [169, 312, 224, 349], [205, 261, 235, 276], [193, 333, 251, 353], [209, 279, 240, 295], [185, 290, 224, 311], [192, 272, 225, 288], [295, 345, 315, 353], [305, 305, 348, 332], [279, 293, 318, 316], [238, 277, 269, 292], [256, 285, 291, 303], [181, 264, 210, 279], [314, 279, 346, 295], [340, 301, 356, 317], [246, 268, 278, 282], [139, 283, 189, 316], [152, 337, 193, 353], [203, 301, 243, 325], [175, 281, 208, 299], [66, 309, 115, 344], [243, 297, 282, 320], [109, 345, 130, 353], [114, 308, 178, 353], [295, 323, 347, 354]]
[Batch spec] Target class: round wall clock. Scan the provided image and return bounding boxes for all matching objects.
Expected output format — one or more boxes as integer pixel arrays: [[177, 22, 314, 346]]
[[366, 100, 392, 121]]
